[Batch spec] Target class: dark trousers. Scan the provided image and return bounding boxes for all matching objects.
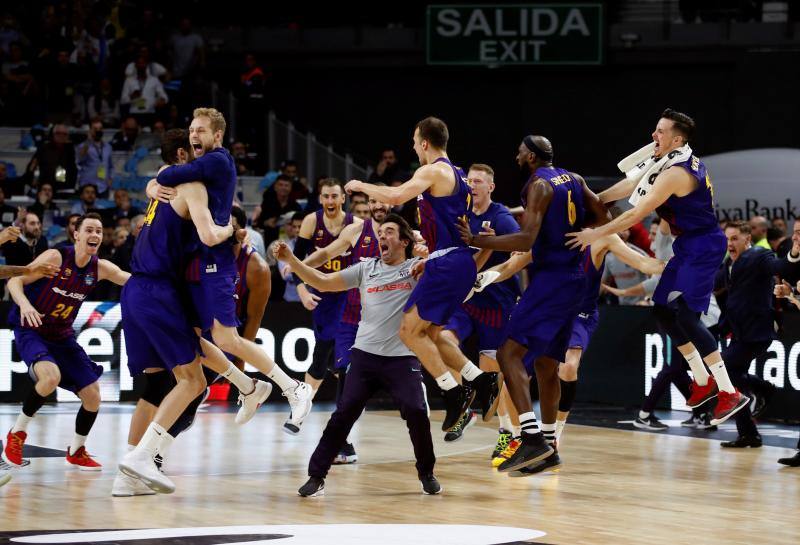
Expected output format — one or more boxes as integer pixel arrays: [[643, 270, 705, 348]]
[[642, 338, 693, 413], [308, 348, 435, 479], [722, 339, 771, 437]]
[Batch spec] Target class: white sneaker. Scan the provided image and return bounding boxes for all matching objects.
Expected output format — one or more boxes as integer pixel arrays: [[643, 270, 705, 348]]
[[235, 379, 272, 425], [283, 381, 313, 428], [112, 472, 156, 497], [119, 449, 175, 494]]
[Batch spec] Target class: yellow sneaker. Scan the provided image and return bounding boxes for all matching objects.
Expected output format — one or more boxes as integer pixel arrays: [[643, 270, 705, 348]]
[[492, 437, 521, 468]]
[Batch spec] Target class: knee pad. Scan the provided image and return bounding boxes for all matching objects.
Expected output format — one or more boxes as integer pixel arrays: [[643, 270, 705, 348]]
[[307, 340, 334, 380], [141, 371, 176, 406]]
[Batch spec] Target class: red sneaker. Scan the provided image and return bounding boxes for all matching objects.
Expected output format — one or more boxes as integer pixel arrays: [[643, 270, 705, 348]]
[[2, 430, 26, 467], [711, 390, 750, 426], [686, 376, 718, 408], [65, 446, 102, 471]]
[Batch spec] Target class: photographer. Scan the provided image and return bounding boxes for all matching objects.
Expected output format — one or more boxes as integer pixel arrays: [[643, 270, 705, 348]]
[[77, 117, 114, 197]]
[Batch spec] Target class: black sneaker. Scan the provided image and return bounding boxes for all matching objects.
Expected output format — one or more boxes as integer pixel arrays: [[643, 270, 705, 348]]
[[444, 410, 477, 442], [298, 476, 325, 497], [778, 451, 800, 467], [509, 450, 563, 477], [680, 415, 698, 428], [419, 473, 442, 495], [633, 414, 668, 431], [721, 435, 762, 448], [464, 371, 503, 422], [442, 385, 474, 432], [333, 442, 358, 464], [491, 429, 513, 459], [694, 412, 718, 431], [497, 432, 553, 473]]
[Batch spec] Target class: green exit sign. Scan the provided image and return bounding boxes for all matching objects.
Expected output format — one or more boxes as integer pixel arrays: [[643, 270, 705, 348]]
[[426, 4, 604, 66]]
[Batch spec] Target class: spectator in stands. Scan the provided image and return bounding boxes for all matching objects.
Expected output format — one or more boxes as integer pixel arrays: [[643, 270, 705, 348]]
[[303, 175, 325, 213], [0, 14, 26, 55], [27, 182, 62, 231], [276, 212, 304, 303], [0, 186, 19, 227], [351, 201, 370, 220], [112, 226, 132, 270], [109, 188, 142, 224], [87, 78, 121, 127], [231, 141, 256, 176], [2, 211, 48, 266], [134, 119, 167, 151], [772, 217, 787, 237], [25, 124, 77, 194], [70, 16, 113, 76], [170, 17, 205, 80], [749, 215, 771, 249], [124, 45, 169, 81], [368, 148, 409, 185], [350, 192, 368, 206], [121, 56, 169, 126], [111, 116, 140, 151], [257, 174, 301, 244], [71, 184, 100, 215], [0, 162, 27, 197], [98, 224, 115, 259], [768, 228, 787, 253], [1, 41, 35, 125], [53, 213, 80, 250], [77, 117, 114, 197], [130, 214, 145, 238]]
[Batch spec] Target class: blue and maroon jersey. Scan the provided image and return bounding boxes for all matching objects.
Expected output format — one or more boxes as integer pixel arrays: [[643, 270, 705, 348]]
[[577, 246, 605, 316], [655, 155, 719, 236], [9, 248, 99, 340], [156, 147, 237, 276], [467, 202, 521, 309], [234, 245, 255, 323], [523, 166, 586, 273], [312, 209, 354, 274], [132, 200, 198, 281], [341, 219, 381, 325], [417, 157, 471, 252]]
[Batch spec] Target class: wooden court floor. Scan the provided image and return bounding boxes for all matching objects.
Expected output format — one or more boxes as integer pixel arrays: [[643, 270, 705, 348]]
[[1, 403, 798, 545]]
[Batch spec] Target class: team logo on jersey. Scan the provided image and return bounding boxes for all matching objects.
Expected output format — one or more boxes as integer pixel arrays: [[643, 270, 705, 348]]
[[205, 264, 218, 274], [51, 287, 86, 301], [63, 268, 72, 278], [361, 236, 372, 247], [317, 229, 324, 237], [84, 275, 94, 286]]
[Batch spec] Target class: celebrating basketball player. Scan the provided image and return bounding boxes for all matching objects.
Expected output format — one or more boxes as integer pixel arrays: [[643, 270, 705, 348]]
[[566, 109, 749, 426], [458, 135, 610, 475], [345, 117, 502, 432], [3, 213, 130, 471]]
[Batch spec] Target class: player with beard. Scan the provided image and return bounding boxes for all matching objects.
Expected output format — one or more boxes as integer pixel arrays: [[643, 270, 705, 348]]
[[567, 109, 748, 426], [345, 117, 502, 432], [3, 213, 130, 472], [285, 178, 361, 434], [154, 108, 313, 441], [458, 135, 610, 475]]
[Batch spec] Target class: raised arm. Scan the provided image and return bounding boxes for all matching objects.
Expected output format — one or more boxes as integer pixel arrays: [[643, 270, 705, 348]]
[[274, 241, 348, 292], [486, 251, 533, 283], [762, 238, 800, 276], [156, 153, 217, 187], [98, 259, 131, 286], [344, 165, 436, 206], [459, 179, 553, 253], [598, 177, 637, 204], [0, 262, 59, 280], [179, 182, 234, 246], [303, 221, 361, 269]]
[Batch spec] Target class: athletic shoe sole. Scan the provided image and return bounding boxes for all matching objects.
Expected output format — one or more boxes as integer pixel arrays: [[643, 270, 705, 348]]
[[65, 460, 102, 471], [332, 455, 358, 465], [687, 391, 718, 409], [498, 445, 554, 473], [282, 423, 301, 436], [1, 450, 24, 469], [481, 372, 504, 422], [298, 487, 325, 498], [118, 462, 175, 494], [509, 461, 563, 477], [710, 394, 750, 426], [420, 482, 443, 495]]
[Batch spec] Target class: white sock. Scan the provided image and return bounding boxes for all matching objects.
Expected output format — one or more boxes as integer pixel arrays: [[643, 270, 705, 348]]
[[135, 422, 167, 456], [223, 363, 254, 394], [435, 372, 458, 391], [498, 413, 513, 433], [519, 411, 540, 436], [639, 410, 651, 419], [156, 430, 175, 460], [684, 349, 710, 386], [70, 433, 87, 454], [459, 360, 483, 381], [708, 361, 736, 393], [268, 366, 299, 392], [541, 422, 556, 445], [555, 418, 566, 440], [511, 425, 521, 437], [11, 413, 32, 434]]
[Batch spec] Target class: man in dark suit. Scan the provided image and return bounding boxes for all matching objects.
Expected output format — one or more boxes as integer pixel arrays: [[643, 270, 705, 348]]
[[714, 221, 800, 448]]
